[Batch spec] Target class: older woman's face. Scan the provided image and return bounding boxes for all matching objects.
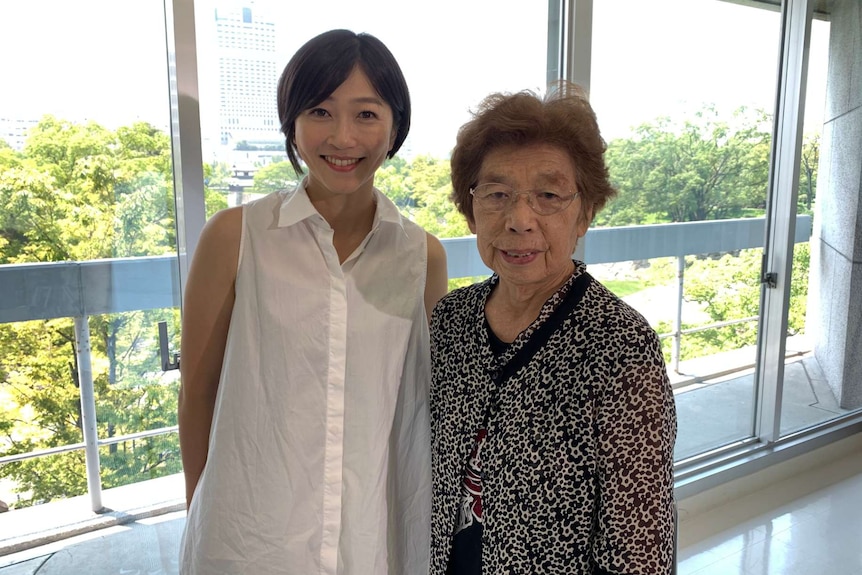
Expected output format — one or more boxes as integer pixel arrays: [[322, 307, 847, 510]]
[[468, 143, 590, 295]]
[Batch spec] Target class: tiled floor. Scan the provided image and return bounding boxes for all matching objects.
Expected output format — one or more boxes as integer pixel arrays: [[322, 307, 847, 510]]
[[677, 470, 862, 574]]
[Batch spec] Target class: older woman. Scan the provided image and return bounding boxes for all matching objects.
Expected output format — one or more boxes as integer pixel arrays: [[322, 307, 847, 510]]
[[430, 83, 677, 575]]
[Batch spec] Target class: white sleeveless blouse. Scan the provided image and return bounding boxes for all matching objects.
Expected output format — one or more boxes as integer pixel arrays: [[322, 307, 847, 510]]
[[180, 182, 431, 575]]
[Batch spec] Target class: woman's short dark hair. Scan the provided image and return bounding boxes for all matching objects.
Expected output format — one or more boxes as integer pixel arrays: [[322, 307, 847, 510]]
[[277, 29, 411, 174], [450, 81, 617, 225]]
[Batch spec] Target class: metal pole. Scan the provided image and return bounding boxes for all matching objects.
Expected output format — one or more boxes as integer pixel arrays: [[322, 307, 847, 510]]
[[754, 0, 813, 444], [163, 0, 206, 302], [673, 255, 685, 373], [74, 315, 103, 512]]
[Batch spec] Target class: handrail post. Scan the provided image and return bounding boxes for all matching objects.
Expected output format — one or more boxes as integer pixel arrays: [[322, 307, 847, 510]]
[[73, 315, 103, 512], [672, 255, 685, 373]]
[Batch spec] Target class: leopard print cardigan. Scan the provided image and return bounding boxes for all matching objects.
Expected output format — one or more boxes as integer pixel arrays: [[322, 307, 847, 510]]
[[430, 262, 677, 575]]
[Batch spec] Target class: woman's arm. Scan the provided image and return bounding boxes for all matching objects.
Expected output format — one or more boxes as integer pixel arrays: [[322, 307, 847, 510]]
[[594, 325, 677, 574], [424, 233, 449, 323], [178, 206, 242, 508]]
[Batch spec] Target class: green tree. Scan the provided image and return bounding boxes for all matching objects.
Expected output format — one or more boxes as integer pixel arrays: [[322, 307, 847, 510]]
[[798, 133, 819, 213], [665, 244, 811, 363], [401, 155, 469, 239], [1, 117, 177, 263], [600, 105, 772, 226], [412, 184, 471, 239], [0, 116, 183, 507], [249, 159, 301, 194], [203, 163, 230, 218], [376, 156, 413, 209]]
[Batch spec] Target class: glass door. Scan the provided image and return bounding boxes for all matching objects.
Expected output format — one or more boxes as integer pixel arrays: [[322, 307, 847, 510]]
[[589, 0, 782, 460], [0, 0, 184, 512]]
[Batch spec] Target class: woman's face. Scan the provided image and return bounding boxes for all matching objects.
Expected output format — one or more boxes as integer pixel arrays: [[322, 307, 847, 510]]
[[294, 66, 396, 202], [468, 143, 591, 296]]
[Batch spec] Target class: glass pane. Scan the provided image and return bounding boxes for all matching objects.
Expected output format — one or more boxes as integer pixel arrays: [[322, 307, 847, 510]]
[[193, 0, 549, 233], [0, 1, 182, 508], [780, 14, 861, 436], [590, 0, 780, 460]]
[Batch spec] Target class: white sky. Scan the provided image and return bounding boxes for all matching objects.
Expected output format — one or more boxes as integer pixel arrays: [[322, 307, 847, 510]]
[[0, 0, 830, 158], [0, 2, 170, 128], [590, 0, 829, 138]]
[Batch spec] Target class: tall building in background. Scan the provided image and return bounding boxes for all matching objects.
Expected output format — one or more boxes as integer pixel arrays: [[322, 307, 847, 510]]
[[0, 117, 38, 150], [213, 1, 281, 150]]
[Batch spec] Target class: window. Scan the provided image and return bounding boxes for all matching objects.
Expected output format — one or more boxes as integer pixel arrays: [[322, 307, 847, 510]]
[[3, 0, 859, 522], [0, 0, 182, 509], [194, 0, 549, 211], [588, 0, 787, 460]]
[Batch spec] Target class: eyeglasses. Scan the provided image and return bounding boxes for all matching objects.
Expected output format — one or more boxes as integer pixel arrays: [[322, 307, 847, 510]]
[[469, 182, 579, 215]]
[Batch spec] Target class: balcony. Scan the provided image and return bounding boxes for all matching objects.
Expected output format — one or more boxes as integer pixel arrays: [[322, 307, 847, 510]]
[[1, 215, 856, 566]]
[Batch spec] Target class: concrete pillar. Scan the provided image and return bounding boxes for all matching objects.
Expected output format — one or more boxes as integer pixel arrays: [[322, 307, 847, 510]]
[[810, 0, 862, 409]]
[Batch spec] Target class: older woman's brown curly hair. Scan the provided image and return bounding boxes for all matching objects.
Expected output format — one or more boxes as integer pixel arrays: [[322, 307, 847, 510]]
[[450, 81, 617, 225]]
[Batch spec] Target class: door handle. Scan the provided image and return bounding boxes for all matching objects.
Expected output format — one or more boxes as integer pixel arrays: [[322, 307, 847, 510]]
[[158, 321, 180, 371]]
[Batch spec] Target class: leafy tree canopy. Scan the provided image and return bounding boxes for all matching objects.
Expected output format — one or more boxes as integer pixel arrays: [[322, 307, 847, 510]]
[[0, 116, 191, 506], [249, 160, 301, 194], [598, 105, 772, 226]]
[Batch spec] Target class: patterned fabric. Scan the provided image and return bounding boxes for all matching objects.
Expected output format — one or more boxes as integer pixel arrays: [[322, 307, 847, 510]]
[[455, 428, 487, 535], [446, 428, 486, 575], [430, 262, 677, 575]]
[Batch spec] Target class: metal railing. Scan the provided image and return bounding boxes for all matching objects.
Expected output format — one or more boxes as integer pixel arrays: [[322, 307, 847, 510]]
[[0, 215, 813, 511]]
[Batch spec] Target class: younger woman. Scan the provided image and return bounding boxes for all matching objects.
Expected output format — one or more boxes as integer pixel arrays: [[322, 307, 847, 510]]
[[178, 29, 448, 575]]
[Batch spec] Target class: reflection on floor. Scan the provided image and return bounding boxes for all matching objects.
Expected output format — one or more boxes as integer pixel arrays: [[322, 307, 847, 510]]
[[678, 470, 862, 574]]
